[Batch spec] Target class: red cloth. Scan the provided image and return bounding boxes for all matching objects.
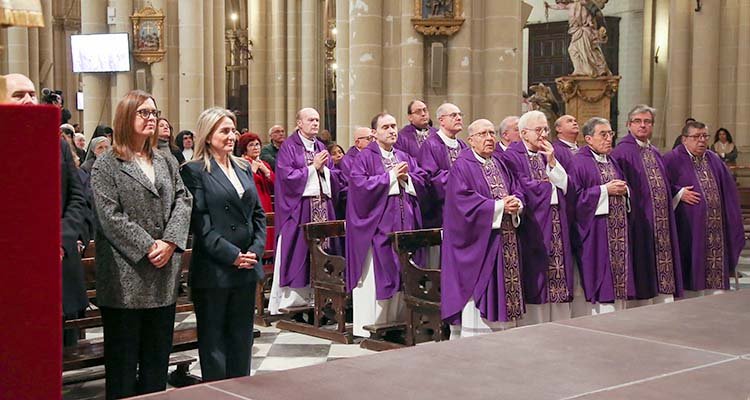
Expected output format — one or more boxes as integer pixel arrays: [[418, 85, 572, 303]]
[[245, 156, 275, 251], [0, 105, 62, 399]]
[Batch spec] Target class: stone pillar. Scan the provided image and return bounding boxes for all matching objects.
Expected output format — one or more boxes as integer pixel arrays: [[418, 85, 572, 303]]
[[445, 1, 471, 121], [269, 0, 285, 125], [734, 1, 750, 149], [6, 27, 29, 76], [203, 0, 215, 108], [247, 0, 267, 136], [286, 0, 300, 126], [381, 0, 402, 118], [212, 0, 226, 107], [28, 28, 40, 86], [347, 0, 382, 132], [150, 0, 169, 119], [166, 0, 180, 125], [38, 0, 54, 89], [664, 0, 691, 147], [110, 0, 133, 108], [398, 0, 424, 121], [690, 1, 720, 129], [335, 0, 350, 149], [300, 0, 316, 107], [609, 1, 645, 138], [178, 0, 205, 133], [81, 0, 110, 137]]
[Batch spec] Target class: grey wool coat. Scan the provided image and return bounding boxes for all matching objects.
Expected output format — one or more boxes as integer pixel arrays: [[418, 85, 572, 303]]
[[91, 149, 192, 308]]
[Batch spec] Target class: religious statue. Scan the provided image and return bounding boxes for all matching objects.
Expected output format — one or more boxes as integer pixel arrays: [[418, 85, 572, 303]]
[[545, 0, 612, 78], [524, 83, 561, 127]]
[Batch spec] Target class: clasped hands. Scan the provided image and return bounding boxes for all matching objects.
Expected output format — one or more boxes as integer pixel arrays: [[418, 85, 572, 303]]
[[605, 180, 628, 196], [234, 252, 258, 269], [148, 240, 177, 268], [503, 195, 522, 214]]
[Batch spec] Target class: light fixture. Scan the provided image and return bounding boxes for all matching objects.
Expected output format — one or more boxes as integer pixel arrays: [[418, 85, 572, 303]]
[[230, 12, 238, 22]]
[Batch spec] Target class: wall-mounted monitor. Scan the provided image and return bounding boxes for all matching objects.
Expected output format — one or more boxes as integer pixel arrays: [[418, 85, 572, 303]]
[[71, 33, 131, 73]]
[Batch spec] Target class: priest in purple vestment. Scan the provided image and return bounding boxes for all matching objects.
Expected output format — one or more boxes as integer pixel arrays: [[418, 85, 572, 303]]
[[269, 108, 342, 314], [663, 121, 744, 297], [418, 102, 468, 228], [334, 127, 374, 219], [570, 117, 635, 315], [552, 114, 580, 171], [395, 100, 438, 159], [346, 112, 427, 338], [611, 105, 683, 305], [493, 115, 520, 157], [502, 111, 574, 324], [442, 119, 525, 338]]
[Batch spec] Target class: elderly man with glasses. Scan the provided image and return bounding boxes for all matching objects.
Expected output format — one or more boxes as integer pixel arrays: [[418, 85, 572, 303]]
[[501, 110, 575, 324], [570, 117, 634, 315], [663, 120, 744, 298], [418, 102, 468, 228], [610, 105, 684, 307]]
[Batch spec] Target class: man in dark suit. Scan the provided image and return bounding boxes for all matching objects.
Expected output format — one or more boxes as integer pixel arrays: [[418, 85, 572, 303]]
[[3, 73, 90, 345]]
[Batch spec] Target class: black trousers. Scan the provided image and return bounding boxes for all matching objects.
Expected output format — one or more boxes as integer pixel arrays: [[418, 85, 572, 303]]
[[100, 304, 176, 400], [191, 284, 256, 382]]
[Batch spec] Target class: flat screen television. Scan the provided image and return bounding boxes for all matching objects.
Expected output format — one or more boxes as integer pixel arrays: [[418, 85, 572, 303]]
[[71, 33, 131, 73]]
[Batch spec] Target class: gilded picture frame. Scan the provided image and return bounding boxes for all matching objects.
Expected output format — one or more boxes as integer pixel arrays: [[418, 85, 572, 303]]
[[130, 6, 166, 64], [411, 0, 465, 36]]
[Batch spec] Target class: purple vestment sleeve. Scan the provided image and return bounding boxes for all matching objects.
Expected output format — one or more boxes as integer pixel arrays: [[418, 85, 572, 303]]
[[417, 134, 468, 228]]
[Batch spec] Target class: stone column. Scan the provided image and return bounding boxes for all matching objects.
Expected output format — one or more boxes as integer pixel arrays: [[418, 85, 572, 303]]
[[213, 0, 226, 107], [300, 0, 317, 107], [110, 0, 133, 108], [247, 0, 267, 136], [608, 1, 645, 138], [335, 0, 350, 149], [38, 0, 54, 89], [664, 0, 691, 146], [150, 0, 169, 119], [398, 0, 424, 120], [166, 0, 180, 125], [81, 0, 110, 137], [28, 28, 40, 86], [286, 0, 300, 125], [178, 0, 205, 132], [6, 27, 29, 76], [734, 1, 750, 149], [445, 1, 471, 121], [347, 0, 382, 132], [203, 0, 215, 108], [381, 0, 402, 117], [269, 0, 285, 125], [690, 1, 720, 129]]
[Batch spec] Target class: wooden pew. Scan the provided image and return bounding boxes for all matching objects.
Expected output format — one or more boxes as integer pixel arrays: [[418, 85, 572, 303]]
[[391, 228, 449, 346], [739, 187, 750, 241], [275, 220, 354, 344], [255, 212, 283, 326]]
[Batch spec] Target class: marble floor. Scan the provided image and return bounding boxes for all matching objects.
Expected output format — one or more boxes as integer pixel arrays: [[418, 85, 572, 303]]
[[64, 248, 750, 400]]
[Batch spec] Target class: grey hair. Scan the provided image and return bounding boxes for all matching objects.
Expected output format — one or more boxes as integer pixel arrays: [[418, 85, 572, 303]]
[[627, 104, 656, 122], [582, 117, 611, 137], [517, 110, 547, 132], [435, 103, 458, 119], [498, 115, 519, 134], [467, 119, 494, 136]]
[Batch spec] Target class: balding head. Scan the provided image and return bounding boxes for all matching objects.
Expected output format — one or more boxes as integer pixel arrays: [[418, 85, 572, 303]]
[[554, 114, 579, 142], [467, 119, 496, 158], [3, 74, 37, 105], [435, 102, 463, 138], [498, 115, 520, 145], [296, 107, 320, 139], [353, 126, 374, 151]]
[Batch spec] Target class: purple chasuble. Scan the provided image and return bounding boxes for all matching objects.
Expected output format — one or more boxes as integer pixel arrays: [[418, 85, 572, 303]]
[[333, 146, 360, 219], [274, 132, 342, 287], [345, 141, 426, 300], [663, 145, 744, 291], [552, 139, 578, 172], [441, 149, 525, 324], [417, 133, 468, 228], [395, 124, 438, 159], [502, 141, 574, 304], [570, 146, 635, 303], [611, 134, 683, 298]]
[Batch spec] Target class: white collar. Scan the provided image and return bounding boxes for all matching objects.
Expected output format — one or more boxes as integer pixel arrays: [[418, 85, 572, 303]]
[[472, 149, 490, 164], [379, 145, 395, 159], [298, 132, 316, 151], [523, 141, 539, 157], [498, 141, 509, 151], [685, 145, 704, 161], [559, 138, 578, 149], [591, 149, 609, 163], [437, 129, 459, 149], [635, 137, 650, 148]]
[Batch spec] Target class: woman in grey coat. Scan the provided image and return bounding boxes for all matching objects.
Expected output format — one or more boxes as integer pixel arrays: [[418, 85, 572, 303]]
[[91, 90, 192, 400]]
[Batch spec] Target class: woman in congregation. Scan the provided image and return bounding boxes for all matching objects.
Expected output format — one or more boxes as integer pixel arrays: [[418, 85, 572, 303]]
[[80, 136, 111, 174], [711, 127, 738, 164], [238, 131, 275, 251], [157, 116, 186, 164], [180, 107, 266, 382], [176, 129, 195, 161], [90, 90, 192, 399]]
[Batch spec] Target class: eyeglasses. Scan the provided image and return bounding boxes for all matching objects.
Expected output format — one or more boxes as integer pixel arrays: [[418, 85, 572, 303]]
[[410, 107, 428, 115], [630, 118, 653, 126], [685, 134, 709, 141], [247, 142, 262, 147], [355, 135, 375, 142], [441, 112, 463, 119], [135, 109, 161, 119], [471, 130, 496, 138], [596, 130, 616, 138], [525, 126, 550, 136]]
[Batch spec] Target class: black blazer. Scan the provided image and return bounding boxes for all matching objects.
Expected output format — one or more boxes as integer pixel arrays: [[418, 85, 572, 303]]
[[180, 158, 266, 288], [61, 139, 90, 315]]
